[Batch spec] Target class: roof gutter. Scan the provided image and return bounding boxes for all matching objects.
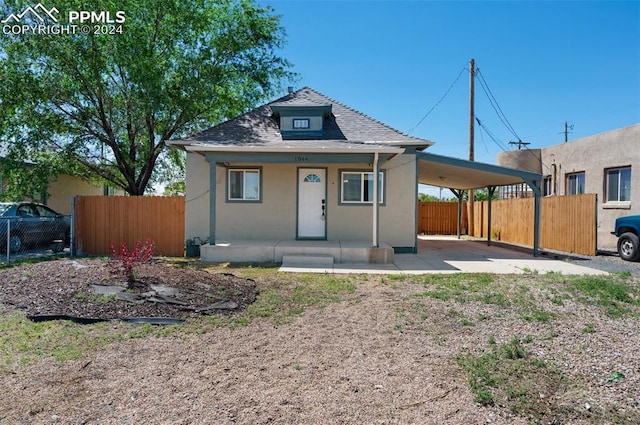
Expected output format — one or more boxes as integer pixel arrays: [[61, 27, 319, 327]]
[[182, 144, 405, 155]]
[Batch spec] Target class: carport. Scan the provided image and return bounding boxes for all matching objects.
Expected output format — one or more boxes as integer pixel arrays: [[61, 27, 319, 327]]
[[416, 151, 543, 256]]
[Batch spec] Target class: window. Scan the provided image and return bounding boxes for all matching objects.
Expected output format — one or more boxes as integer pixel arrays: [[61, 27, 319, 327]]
[[566, 172, 585, 195], [606, 166, 631, 202], [340, 171, 384, 204], [543, 176, 553, 196], [35, 205, 59, 217], [293, 118, 310, 129], [228, 168, 261, 201], [303, 173, 321, 183]]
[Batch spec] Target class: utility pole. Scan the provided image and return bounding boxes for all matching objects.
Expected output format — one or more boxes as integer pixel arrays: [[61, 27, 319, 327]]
[[562, 121, 574, 142], [508, 140, 530, 150], [467, 58, 475, 236]]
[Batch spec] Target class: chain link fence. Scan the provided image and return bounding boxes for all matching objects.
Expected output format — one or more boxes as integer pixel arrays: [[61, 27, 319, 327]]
[[0, 202, 71, 266]]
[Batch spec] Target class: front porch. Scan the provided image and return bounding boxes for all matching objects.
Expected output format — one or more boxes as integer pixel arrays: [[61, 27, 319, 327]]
[[200, 240, 395, 264]]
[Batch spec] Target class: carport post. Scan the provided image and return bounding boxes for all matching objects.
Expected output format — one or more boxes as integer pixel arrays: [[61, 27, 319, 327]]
[[450, 189, 464, 239], [487, 186, 496, 246], [525, 179, 542, 257]]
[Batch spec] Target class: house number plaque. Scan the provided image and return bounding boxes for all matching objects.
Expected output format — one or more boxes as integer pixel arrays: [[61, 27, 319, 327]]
[[294, 156, 309, 162]]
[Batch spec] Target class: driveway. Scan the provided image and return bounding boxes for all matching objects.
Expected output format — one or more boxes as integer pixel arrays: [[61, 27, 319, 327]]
[[280, 236, 609, 275]]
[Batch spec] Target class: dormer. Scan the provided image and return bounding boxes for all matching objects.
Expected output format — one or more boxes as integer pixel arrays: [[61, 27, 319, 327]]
[[271, 100, 332, 139]]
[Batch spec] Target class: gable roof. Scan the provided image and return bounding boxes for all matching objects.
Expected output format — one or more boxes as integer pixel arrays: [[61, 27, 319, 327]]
[[172, 87, 433, 150]]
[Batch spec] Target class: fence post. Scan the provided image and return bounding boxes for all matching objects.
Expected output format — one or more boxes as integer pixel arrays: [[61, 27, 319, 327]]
[[6, 219, 9, 265], [70, 196, 76, 257]]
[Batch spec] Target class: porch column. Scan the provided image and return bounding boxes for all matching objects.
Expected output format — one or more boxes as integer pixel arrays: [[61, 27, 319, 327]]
[[209, 161, 216, 245], [372, 152, 379, 247]]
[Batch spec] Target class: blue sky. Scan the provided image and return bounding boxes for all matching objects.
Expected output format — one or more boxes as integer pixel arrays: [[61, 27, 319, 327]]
[[263, 0, 640, 194]]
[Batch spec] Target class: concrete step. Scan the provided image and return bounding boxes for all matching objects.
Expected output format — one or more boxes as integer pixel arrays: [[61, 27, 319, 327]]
[[281, 255, 334, 267]]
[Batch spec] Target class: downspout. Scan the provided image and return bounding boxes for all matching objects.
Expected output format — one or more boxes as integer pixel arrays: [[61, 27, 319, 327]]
[[372, 152, 379, 247]]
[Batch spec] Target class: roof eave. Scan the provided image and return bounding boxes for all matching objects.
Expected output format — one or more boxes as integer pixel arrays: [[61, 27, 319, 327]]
[[183, 144, 405, 155]]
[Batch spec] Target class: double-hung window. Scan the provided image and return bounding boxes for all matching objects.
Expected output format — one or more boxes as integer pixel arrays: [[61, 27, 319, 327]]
[[566, 172, 585, 195], [606, 166, 631, 203], [228, 168, 261, 201], [340, 171, 384, 204]]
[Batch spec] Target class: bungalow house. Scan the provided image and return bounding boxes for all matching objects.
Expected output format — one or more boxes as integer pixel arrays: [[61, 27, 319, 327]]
[[170, 87, 542, 264]]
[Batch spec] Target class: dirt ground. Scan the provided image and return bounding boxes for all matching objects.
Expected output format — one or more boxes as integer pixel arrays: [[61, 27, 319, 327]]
[[0, 259, 639, 424]]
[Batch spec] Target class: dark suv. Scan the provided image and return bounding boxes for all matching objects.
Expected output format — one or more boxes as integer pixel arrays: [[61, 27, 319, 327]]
[[612, 215, 640, 262]]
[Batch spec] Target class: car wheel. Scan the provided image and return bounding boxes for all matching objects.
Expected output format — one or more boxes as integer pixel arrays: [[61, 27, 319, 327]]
[[9, 234, 23, 253], [617, 232, 640, 262], [51, 232, 67, 253]]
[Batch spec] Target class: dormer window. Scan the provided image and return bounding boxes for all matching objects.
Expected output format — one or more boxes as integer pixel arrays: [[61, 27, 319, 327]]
[[270, 102, 332, 139], [293, 118, 310, 129]]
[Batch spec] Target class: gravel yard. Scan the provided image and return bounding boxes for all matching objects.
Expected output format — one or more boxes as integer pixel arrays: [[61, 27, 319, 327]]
[[1, 257, 639, 424]]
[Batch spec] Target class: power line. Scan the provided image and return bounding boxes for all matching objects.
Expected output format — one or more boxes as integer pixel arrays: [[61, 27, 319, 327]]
[[475, 68, 522, 142], [475, 116, 551, 173], [408, 67, 467, 134]]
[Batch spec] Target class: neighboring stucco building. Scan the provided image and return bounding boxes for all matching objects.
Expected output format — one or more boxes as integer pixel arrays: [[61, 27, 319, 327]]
[[0, 160, 119, 215], [497, 123, 639, 251]]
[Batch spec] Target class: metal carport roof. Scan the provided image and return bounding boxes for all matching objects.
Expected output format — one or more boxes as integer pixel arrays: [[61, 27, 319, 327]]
[[416, 151, 543, 256], [416, 151, 541, 190]]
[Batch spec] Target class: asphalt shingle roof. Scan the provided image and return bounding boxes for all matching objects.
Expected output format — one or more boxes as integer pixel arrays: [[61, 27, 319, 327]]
[[180, 87, 432, 148]]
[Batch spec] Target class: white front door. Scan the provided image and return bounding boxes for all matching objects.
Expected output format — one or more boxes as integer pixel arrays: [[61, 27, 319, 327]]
[[297, 168, 326, 238]]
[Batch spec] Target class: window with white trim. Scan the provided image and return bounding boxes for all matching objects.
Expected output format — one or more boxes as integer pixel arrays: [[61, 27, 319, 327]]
[[566, 172, 585, 195], [340, 171, 384, 204], [228, 168, 260, 201], [606, 166, 631, 202]]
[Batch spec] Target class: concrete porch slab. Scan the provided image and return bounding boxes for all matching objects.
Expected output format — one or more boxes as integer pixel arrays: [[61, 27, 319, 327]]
[[279, 236, 609, 275], [200, 240, 394, 264]]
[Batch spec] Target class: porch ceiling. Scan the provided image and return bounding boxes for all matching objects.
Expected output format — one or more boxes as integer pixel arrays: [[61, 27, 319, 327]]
[[417, 151, 542, 190]]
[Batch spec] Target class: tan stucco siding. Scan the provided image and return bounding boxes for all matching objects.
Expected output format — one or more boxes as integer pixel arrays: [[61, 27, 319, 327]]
[[327, 154, 416, 247], [185, 152, 211, 241], [47, 174, 105, 215], [216, 163, 297, 240], [185, 152, 418, 248]]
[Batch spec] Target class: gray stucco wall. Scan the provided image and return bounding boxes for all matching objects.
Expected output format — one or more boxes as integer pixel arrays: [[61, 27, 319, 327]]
[[497, 124, 639, 251], [184, 152, 418, 249]]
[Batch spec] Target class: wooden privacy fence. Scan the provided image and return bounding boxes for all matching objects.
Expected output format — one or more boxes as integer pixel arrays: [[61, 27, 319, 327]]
[[418, 201, 467, 235], [419, 195, 597, 256], [74, 196, 185, 257], [471, 194, 597, 256]]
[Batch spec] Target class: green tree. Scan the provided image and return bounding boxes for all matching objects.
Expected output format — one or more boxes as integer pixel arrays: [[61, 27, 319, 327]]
[[0, 0, 293, 195], [473, 188, 499, 202]]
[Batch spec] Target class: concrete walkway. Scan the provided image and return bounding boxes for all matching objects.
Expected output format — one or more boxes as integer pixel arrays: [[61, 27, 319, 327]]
[[279, 236, 608, 275]]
